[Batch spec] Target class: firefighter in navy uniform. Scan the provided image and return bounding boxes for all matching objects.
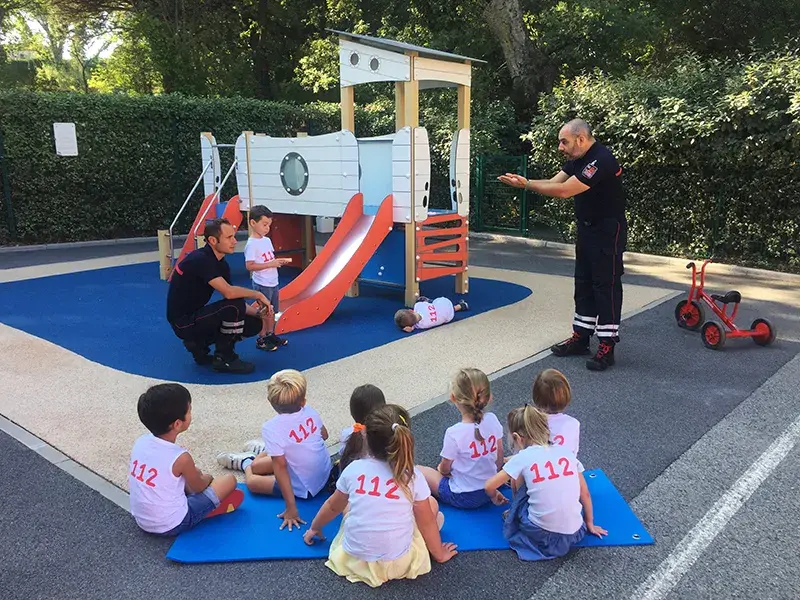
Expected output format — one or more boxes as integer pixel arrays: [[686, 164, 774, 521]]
[[499, 119, 626, 371], [166, 219, 273, 375]]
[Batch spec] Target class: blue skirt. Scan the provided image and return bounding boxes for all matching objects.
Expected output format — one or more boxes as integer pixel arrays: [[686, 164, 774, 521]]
[[502, 480, 586, 561]]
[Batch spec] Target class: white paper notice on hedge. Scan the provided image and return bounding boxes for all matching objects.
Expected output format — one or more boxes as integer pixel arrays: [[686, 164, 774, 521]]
[[53, 122, 78, 156]]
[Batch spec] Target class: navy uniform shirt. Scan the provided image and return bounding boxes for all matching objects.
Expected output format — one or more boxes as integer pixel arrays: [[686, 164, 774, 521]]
[[562, 142, 625, 224], [166, 245, 231, 323]]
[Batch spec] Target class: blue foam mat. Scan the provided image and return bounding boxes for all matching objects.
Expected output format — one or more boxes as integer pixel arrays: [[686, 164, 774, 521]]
[[166, 469, 653, 564], [0, 255, 531, 385]]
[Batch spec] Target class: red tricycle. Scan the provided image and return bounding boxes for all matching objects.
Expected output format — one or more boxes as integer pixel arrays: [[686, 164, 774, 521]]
[[674, 259, 776, 350]]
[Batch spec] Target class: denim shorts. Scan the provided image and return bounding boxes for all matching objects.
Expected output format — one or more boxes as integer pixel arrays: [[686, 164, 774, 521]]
[[438, 476, 492, 509], [503, 480, 586, 560], [253, 283, 279, 312], [155, 486, 220, 537]]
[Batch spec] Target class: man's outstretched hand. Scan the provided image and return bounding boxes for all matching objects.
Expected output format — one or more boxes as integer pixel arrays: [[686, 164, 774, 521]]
[[497, 173, 528, 189]]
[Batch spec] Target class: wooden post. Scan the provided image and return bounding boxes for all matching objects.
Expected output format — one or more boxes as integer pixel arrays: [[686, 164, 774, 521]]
[[456, 81, 471, 295], [243, 130, 255, 220], [158, 229, 172, 280], [403, 53, 420, 307], [341, 85, 361, 297], [395, 82, 406, 131], [341, 86, 355, 132], [303, 215, 315, 267]]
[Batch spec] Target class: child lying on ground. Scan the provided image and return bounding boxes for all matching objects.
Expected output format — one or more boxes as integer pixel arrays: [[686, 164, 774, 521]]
[[394, 296, 469, 333]]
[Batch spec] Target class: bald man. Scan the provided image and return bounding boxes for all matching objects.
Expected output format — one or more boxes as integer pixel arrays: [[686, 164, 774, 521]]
[[499, 119, 626, 371]]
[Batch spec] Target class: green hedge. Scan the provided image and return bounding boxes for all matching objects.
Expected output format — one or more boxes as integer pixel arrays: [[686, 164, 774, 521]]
[[0, 92, 366, 244], [0, 90, 519, 245], [520, 51, 800, 272]]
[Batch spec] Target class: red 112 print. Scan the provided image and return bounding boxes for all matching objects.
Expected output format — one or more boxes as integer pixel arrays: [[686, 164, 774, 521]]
[[289, 418, 319, 443], [529, 457, 575, 483]]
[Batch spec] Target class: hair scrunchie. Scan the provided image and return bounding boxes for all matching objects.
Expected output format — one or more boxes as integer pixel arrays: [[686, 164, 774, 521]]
[[353, 422, 365, 433]]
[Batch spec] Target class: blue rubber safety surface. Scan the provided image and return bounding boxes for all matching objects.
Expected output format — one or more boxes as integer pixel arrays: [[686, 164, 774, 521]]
[[0, 254, 531, 384]]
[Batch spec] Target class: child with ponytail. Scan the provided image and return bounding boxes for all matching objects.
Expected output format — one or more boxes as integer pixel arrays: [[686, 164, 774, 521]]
[[484, 405, 607, 561], [303, 405, 458, 587], [419, 368, 507, 508], [337, 384, 386, 473]]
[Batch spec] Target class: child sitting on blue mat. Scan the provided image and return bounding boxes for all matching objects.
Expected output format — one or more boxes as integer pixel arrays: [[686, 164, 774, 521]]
[[216, 369, 333, 531], [129, 383, 243, 536], [484, 405, 607, 561], [394, 296, 469, 333], [418, 368, 508, 509], [303, 405, 457, 588], [533, 369, 582, 459]]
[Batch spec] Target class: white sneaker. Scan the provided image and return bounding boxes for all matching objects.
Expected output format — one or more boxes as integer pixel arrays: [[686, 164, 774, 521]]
[[243, 439, 265, 455], [216, 451, 255, 471]]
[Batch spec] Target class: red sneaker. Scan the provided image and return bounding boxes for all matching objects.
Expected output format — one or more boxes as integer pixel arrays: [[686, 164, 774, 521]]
[[206, 488, 244, 519]]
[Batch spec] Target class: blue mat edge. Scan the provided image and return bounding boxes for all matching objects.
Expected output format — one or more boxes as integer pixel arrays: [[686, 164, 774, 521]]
[[165, 469, 654, 564]]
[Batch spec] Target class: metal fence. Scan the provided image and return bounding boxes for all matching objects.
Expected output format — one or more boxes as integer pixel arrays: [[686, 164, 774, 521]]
[[473, 156, 800, 273]]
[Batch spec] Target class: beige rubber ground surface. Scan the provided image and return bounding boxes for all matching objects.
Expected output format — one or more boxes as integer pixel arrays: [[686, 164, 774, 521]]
[[0, 252, 674, 489]]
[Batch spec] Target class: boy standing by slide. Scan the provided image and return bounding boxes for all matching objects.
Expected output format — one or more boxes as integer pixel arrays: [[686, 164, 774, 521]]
[[245, 205, 293, 352]]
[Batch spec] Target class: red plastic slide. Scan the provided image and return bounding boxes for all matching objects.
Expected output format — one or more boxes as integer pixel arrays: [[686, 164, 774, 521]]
[[275, 193, 394, 335]]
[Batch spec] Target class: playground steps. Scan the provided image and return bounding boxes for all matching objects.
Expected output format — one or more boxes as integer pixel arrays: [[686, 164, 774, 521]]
[[415, 211, 468, 282]]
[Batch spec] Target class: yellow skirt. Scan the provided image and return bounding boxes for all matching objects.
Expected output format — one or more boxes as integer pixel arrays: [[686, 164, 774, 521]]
[[325, 518, 432, 588]]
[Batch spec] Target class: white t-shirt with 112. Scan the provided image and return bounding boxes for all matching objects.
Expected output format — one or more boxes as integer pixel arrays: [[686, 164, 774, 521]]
[[503, 444, 583, 535], [336, 458, 431, 562], [440, 412, 504, 493], [262, 405, 331, 499], [244, 236, 279, 287]]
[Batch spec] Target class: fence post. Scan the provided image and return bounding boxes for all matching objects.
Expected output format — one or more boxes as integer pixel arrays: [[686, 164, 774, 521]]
[[0, 130, 16, 241], [474, 155, 484, 232], [520, 156, 528, 236]]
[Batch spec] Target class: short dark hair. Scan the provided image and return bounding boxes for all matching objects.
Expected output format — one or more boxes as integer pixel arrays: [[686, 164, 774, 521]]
[[394, 308, 416, 329], [204, 218, 231, 243], [137, 383, 191, 436], [249, 205, 273, 222], [350, 384, 386, 424]]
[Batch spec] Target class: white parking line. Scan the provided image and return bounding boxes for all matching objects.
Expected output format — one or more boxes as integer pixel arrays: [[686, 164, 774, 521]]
[[632, 411, 800, 600]]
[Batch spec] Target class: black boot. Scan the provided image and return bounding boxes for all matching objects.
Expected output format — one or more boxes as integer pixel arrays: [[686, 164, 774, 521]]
[[183, 340, 213, 365], [550, 332, 591, 357], [586, 341, 615, 371], [212, 353, 255, 374], [213, 339, 254, 374]]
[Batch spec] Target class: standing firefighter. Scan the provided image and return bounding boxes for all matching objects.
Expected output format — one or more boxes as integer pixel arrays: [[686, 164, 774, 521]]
[[499, 119, 627, 371]]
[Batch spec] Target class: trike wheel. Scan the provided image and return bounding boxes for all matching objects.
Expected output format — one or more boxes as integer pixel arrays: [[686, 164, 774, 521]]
[[701, 321, 726, 350], [675, 300, 705, 331], [751, 318, 776, 346]]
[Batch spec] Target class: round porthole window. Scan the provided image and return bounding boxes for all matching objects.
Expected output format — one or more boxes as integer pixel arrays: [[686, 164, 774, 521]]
[[350, 52, 360, 66], [458, 192, 464, 204], [369, 57, 380, 71], [280, 152, 309, 196], [423, 195, 428, 208]]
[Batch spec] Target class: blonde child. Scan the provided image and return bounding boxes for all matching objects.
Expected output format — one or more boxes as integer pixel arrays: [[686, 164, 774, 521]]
[[484, 405, 607, 561], [129, 383, 243, 536], [303, 405, 458, 587], [245, 205, 293, 352], [418, 368, 507, 509], [532, 369, 581, 458], [338, 384, 387, 473], [394, 296, 469, 333], [216, 369, 332, 531]]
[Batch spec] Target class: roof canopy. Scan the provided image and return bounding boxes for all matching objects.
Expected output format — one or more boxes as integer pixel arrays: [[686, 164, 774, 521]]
[[327, 29, 486, 64]]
